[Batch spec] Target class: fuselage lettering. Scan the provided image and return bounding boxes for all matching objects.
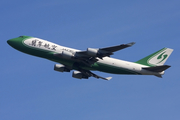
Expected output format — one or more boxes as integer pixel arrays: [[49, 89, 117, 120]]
[[29, 39, 57, 51]]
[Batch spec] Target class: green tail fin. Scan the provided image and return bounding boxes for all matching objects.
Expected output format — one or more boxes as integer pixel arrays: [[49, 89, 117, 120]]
[[135, 48, 173, 66]]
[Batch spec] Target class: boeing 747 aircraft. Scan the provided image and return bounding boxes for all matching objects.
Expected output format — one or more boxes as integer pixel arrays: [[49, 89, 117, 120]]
[[7, 36, 173, 80]]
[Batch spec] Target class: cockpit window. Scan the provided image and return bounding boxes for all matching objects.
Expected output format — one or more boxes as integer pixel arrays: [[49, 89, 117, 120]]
[[19, 36, 24, 38]]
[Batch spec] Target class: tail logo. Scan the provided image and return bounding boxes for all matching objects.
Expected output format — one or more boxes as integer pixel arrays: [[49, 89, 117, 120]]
[[157, 52, 168, 64], [148, 48, 171, 66]]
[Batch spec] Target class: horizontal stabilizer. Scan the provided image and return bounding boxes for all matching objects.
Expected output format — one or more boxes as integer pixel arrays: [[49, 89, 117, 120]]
[[142, 65, 171, 72]]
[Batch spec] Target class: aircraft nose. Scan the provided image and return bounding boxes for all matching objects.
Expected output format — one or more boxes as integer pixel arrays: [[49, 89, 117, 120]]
[[7, 39, 15, 46], [7, 36, 25, 48], [7, 38, 21, 48]]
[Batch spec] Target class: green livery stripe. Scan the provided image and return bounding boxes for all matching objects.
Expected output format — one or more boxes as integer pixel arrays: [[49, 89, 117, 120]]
[[91, 62, 141, 75]]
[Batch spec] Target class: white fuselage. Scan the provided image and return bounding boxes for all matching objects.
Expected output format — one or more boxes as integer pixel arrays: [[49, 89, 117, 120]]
[[22, 37, 164, 76]]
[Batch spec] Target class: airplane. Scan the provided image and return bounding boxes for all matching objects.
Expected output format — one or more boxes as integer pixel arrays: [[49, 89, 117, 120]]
[[7, 36, 173, 80]]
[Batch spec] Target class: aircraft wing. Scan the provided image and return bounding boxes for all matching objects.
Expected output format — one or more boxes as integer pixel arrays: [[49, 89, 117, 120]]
[[100, 42, 135, 53], [74, 42, 135, 65], [54, 63, 112, 80], [80, 69, 112, 80], [76, 42, 135, 59]]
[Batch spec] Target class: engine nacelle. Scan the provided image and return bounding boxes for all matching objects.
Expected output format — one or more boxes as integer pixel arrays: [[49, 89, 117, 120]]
[[86, 48, 99, 57], [54, 64, 70, 72], [61, 51, 74, 59], [72, 71, 88, 79]]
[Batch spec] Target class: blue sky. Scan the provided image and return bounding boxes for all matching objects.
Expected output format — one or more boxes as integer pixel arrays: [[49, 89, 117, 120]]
[[1, 0, 180, 120]]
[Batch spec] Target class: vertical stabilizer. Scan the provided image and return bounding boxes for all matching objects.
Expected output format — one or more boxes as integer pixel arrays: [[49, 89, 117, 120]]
[[136, 48, 173, 66]]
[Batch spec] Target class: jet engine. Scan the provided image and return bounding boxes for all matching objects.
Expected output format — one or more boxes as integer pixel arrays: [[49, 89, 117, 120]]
[[86, 48, 111, 58], [72, 71, 89, 79], [86, 48, 99, 57], [54, 64, 71, 72], [61, 51, 74, 59]]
